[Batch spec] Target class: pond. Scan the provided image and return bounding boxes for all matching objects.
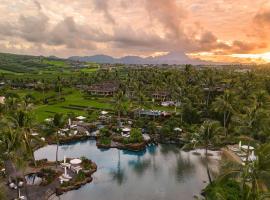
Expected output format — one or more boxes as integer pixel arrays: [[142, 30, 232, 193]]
[[34, 140, 220, 200]]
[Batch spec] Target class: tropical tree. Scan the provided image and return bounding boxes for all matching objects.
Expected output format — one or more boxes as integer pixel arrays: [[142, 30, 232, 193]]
[[212, 90, 236, 137], [113, 90, 128, 127], [49, 113, 66, 168], [9, 108, 38, 167], [212, 143, 270, 200], [199, 120, 222, 183]]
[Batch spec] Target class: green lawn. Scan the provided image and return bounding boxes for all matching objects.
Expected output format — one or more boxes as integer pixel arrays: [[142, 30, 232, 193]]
[[42, 59, 69, 68], [9, 87, 178, 122], [0, 69, 21, 74], [80, 68, 99, 73], [34, 90, 113, 122]]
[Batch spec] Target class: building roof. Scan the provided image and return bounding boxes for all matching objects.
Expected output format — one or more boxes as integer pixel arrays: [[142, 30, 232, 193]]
[[88, 81, 119, 93]]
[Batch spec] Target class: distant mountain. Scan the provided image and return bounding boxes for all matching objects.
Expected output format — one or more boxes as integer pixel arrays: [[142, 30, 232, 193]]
[[69, 52, 210, 65], [69, 55, 116, 63]]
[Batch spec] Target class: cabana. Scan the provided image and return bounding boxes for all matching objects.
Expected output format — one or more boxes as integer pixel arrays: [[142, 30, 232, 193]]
[[241, 145, 255, 151], [122, 127, 131, 138]]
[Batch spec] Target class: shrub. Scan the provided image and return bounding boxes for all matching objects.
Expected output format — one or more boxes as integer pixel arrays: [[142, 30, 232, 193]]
[[203, 179, 242, 200], [129, 128, 143, 143], [100, 127, 110, 137], [75, 171, 86, 182], [100, 137, 111, 145]]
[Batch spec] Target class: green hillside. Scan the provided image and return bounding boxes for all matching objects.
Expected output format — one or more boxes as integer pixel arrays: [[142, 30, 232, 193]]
[[0, 53, 70, 73]]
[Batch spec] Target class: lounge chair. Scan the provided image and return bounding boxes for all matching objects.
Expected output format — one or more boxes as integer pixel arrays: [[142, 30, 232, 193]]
[[60, 162, 71, 169], [62, 173, 72, 180], [59, 175, 71, 183], [71, 166, 82, 174]]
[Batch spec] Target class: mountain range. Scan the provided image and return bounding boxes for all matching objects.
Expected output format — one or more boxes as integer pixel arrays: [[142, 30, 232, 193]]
[[69, 52, 211, 65]]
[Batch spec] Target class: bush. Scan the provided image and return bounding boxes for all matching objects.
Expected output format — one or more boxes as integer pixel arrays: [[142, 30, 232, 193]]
[[203, 180, 242, 200], [100, 137, 111, 145], [75, 171, 86, 182], [129, 128, 143, 143], [100, 127, 110, 137]]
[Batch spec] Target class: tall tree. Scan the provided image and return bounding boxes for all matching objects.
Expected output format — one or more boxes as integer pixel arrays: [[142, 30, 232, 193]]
[[50, 113, 66, 168]]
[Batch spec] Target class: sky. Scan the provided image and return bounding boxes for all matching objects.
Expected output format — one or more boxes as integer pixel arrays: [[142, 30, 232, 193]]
[[0, 0, 270, 63]]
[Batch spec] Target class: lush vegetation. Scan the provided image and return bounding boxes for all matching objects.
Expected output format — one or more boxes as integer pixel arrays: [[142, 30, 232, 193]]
[[1, 53, 270, 198]]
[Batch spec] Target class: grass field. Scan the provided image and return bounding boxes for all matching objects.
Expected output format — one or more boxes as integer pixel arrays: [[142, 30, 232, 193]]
[[33, 90, 113, 121], [42, 59, 69, 68], [0, 69, 21, 74], [8, 87, 178, 122], [80, 68, 99, 73]]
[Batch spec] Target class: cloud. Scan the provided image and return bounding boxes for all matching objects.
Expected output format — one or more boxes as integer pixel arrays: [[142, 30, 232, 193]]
[[0, 0, 268, 63], [93, 0, 115, 24], [254, 6, 270, 26]]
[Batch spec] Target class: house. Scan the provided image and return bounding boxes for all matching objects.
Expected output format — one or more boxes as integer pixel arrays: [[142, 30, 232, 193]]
[[88, 81, 119, 96], [152, 91, 170, 101]]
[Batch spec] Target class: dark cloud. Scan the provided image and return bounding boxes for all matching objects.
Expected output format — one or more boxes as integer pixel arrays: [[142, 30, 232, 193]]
[[145, 0, 187, 41], [0, 0, 268, 60], [93, 0, 115, 24], [254, 7, 270, 26], [18, 13, 48, 42], [33, 0, 42, 10]]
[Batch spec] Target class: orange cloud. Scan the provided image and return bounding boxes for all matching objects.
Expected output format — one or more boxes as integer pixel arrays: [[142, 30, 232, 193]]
[[0, 0, 268, 63]]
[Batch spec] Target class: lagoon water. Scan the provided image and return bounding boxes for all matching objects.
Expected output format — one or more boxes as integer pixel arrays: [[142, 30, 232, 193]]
[[35, 140, 220, 200]]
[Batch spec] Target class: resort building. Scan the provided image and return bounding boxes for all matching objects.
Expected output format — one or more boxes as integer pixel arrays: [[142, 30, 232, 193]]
[[135, 109, 171, 117], [88, 81, 119, 96], [152, 91, 170, 101]]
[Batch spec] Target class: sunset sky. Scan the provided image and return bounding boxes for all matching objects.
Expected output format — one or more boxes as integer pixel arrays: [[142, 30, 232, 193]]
[[0, 0, 270, 63]]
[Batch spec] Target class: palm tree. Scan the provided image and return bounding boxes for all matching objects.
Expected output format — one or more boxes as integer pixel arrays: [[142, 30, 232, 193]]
[[113, 90, 127, 127], [0, 117, 25, 199], [212, 90, 235, 137], [10, 109, 38, 167], [199, 120, 222, 184], [50, 113, 66, 168], [216, 143, 270, 199], [56, 76, 62, 101]]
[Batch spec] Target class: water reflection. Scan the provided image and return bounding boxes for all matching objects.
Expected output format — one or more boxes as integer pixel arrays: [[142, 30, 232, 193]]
[[128, 158, 151, 177], [110, 150, 127, 185], [173, 152, 195, 183], [35, 140, 220, 200]]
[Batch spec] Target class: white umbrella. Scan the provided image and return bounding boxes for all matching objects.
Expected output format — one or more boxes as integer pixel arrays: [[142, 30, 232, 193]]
[[174, 127, 182, 132], [122, 127, 131, 132], [70, 158, 82, 165], [101, 111, 108, 115], [45, 118, 53, 122], [76, 116, 86, 120], [239, 141, 242, 149], [64, 167, 67, 176]]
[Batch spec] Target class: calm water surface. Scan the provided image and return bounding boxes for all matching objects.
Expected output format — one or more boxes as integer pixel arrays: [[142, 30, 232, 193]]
[[34, 140, 220, 200]]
